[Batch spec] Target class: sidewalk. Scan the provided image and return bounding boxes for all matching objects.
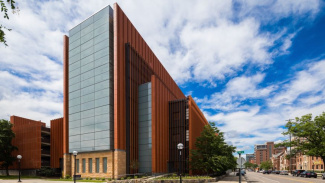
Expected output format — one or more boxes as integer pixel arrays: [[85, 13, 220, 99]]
[[216, 174, 247, 182]]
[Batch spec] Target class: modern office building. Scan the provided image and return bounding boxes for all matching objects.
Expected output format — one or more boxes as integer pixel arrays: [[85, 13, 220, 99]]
[[0, 116, 64, 175], [245, 153, 255, 163], [63, 3, 209, 179]]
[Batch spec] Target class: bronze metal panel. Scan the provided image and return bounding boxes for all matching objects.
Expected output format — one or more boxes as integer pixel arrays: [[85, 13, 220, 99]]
[[50, 117, 64, 169], [63, 35, 69, 154]]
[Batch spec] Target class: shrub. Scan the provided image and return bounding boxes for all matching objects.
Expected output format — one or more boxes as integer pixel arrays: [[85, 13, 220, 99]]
[[89, 177, 93, 180], [38, 167, 56, 177], [108, 178, 112, 181], [134, 176, 138, 179], [121, 177, 124, 180], [96, 177, 100, 180], [85, 177, 89, 180], [102, 178, 105, 181], [65, 174, 71, 179]]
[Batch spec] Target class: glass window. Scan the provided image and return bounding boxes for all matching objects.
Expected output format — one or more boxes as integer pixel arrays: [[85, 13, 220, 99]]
[[69, 61, 80, 72], [95, 122, 109, 131], [81, 93, 95, 104], [95, 55, 109, 67], [96, 158, 99, 173], [81, 85, 94, 96], [95, 138, 110, 146], [81, 24, 93, 37], [80, 77, 94, 88], [95, 88, 109, 99], [94, 17, 107, 29], [95, 130, 110, 139], [88, 158, 92, 173], [69, 127, 80, 136], [103, 157, 107, 173], [81, 139, 94, 148], [69, 75, 80, 86], [81, 133, 95, 141], [70, 46, 80, 57], [81, 117, 94, 127], [95, 80, 109, 91], [69, 120, 80, 129], [81, 31, 93, 44], [82, 159, 86, 173], [81, 39, 93, 51], [95, 64, 109, 76], [81, 124, 95, 134], [95, 97, 109, 108], [81, 54, 94, 66], [95, 105, 109, 116], [94, 39, 109, 52], [81, 70, 95, 81], [69, 32, 80, 45], [94, 47, 109, 60], [76, 159, 80, 173], [69, 53, 80, 64], [69, 135, 80, 142], [69, 112, 80, 121], [69, 39, 81, 51], [69, 68, 80, 79], [81, 17, 93, 29], [69, 24, 80, 37], [81, 46, 93, 59], [81, 101, 94, 111], [81, 62, 95, 74], [81, 109, 94, 119], [94, 24, 109, 37]]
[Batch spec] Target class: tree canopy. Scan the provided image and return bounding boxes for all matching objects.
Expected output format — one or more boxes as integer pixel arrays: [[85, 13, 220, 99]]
[[1, 0, 17, 46], [0, 119, 18, 176], [244, 162, 258, 169], [190, 123, 236, 175], [278, 112, 325, 171], [260, 160, 273, 170]]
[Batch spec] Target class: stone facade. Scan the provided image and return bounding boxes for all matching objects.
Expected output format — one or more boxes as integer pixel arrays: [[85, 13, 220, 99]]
[[114, 150, 126, 179], [63, 153, 71, 178]]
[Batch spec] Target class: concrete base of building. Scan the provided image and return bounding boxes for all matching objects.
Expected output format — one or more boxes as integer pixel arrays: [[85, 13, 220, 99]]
[[62, 150, 126, 179]]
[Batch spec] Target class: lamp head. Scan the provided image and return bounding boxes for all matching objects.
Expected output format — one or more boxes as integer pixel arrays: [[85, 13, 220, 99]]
[[17, 155, 22, 160], [73, 151, 78, 156], [177, 143, 184, 150]]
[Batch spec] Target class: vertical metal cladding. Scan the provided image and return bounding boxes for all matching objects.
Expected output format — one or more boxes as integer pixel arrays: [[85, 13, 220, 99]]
[[10, 116, 44, 169], [63, 35, 69, 154], [188, 96, 209, 152], [50, 117, 64, 169], [168, 99, 189, 173], [114, 3, 185, 173]]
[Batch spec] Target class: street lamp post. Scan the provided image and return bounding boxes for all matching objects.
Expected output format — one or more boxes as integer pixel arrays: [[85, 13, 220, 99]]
[[17, 155, 22, 182], [73, 151, 78, 183], [177, 143, 184, 183]]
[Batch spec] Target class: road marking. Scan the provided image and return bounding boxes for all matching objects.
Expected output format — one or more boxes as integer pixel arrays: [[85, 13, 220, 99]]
[[259, 176, 280, 183], [267, 175, 313, 183]]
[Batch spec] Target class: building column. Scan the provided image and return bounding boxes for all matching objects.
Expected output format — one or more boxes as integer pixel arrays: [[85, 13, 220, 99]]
[[63, 154, 71, 178], [113, 150, 126, 179]]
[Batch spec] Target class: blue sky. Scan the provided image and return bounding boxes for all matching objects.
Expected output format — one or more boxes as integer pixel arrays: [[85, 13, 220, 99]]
[[1, 0, 325, 157]]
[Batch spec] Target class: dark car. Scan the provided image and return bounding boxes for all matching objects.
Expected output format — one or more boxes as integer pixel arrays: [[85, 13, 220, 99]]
[[292, 170, 305, 176], [236, 170, 245, 176], [275, 170, 280, 174], [322, 172, 325, 179], [300, 171, 317, 178]]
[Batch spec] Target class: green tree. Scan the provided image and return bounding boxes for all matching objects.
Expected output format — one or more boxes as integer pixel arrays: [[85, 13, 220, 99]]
[[278, 112, 325, 171], [260, 161, 273, 170], [190, 123, 236, 175], [244, 162, 253, 169], [252, 163, 258, 169], [0, 119, 18, 176], [1, 0, 17, 46]]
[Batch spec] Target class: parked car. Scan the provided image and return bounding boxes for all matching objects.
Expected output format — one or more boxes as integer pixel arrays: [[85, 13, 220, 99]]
[[236, 170, 245, 176], [280, 170, 288, 175], [275, 170, 280, 174], [292, 170, 305, 176], [300, 171, 317, 178], [271, 171, 276, 174], [322, 172, 325, 179]]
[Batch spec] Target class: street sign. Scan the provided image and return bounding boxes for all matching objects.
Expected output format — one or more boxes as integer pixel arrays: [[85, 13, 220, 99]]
[[237, 151, 244, 154], [236, 157, 246, 168]]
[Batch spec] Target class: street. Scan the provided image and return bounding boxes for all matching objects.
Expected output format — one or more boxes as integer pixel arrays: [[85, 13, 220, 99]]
[[245, 172, 325, 183]]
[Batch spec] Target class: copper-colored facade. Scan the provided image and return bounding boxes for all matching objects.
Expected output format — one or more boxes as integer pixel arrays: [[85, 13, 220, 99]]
[[10, 116, 46, 169], [63, 3, 209, 176], [50, 117, 64, 169]]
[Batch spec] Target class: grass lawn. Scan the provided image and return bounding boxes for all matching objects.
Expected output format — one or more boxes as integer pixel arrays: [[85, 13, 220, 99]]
[[47, 179, 105, 182], [155, 175, 213, 180]]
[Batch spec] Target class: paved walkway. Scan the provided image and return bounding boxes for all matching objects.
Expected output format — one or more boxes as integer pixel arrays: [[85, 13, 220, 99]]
[[216, 174, 247, 182], [0, 179, 99, 183]]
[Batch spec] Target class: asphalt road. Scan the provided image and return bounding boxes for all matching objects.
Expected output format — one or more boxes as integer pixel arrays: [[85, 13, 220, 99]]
[[245, 171, 325, 183]]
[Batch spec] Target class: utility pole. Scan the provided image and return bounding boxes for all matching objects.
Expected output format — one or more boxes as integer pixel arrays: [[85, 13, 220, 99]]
[[286, 119, 294, 175]]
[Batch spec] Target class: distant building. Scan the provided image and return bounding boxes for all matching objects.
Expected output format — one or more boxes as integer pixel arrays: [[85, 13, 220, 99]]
[[246, 153, 255, 163], [0, 116, 63, 175], [254, 142, 286, 165]]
